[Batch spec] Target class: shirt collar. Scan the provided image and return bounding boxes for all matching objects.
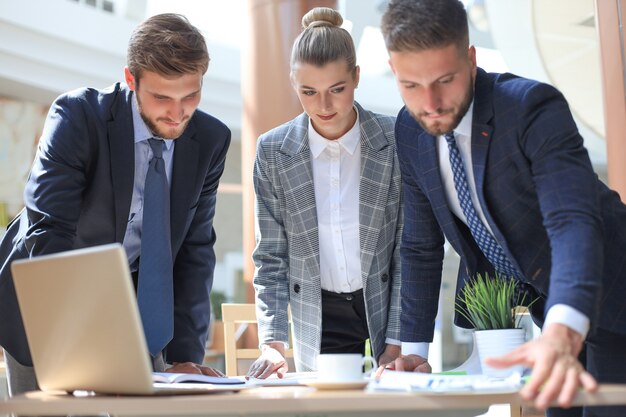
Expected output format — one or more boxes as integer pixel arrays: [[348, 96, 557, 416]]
[[452, 101, 474, 138], [131, 93, 174, 150], [308, 108, 360, 159]]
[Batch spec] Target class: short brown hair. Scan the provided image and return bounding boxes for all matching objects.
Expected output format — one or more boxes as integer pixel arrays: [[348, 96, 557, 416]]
[[381, 0, 469, 53], [290, 7, 356, 77], [127, 13, 209, 80]]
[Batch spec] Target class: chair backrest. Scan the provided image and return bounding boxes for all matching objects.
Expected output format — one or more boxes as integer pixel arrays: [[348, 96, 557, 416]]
[[221, 303, 294, 376]]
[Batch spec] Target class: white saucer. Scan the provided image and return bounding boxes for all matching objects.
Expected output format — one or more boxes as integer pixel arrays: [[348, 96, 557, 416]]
[[304, 380, 369, 390]]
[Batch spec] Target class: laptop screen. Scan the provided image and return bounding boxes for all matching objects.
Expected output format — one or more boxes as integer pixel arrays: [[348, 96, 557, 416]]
[[11, 243, 156, 394]]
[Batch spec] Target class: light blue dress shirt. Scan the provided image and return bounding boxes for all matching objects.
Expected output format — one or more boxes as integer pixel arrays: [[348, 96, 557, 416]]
[[123, 95, 175, 271]]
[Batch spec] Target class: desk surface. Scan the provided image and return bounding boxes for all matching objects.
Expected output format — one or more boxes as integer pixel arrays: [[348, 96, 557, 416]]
[[1, 384, 626, 417]]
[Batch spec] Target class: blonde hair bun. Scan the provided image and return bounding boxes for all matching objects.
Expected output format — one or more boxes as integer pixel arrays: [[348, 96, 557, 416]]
[[302, 7, 343, 29], [290, 7, 355, 75]]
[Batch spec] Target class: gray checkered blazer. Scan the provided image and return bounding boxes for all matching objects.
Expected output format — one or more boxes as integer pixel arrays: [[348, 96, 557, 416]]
[[252, 102, 402, 371]]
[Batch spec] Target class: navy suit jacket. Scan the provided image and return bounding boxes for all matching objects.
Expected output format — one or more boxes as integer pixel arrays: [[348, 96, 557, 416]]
[[0, 83, 231, 365], [397, 68, 626, 343]]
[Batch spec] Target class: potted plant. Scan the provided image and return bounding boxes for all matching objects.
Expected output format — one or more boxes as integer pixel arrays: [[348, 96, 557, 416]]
[[206, 291, 228, 353], [455, 273, 535, 378]]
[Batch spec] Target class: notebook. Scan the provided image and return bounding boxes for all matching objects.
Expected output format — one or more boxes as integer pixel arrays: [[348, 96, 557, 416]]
[[11, 243, 246, 395]]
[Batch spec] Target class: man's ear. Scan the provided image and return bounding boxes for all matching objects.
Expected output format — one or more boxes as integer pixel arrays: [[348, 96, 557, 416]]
[[124, 67, 136, 91], [388, 58, 396, 75], [468, 45, 477, 67]]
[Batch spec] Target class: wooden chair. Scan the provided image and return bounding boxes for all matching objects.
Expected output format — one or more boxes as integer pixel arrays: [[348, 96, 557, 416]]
[[221, 303, 294, 376]]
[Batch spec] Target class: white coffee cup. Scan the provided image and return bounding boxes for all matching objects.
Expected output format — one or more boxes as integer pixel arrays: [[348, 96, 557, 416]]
[[316, 353, 377, 382]]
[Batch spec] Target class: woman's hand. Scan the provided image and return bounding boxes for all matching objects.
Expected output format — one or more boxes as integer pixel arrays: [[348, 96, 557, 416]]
[[246, 342, 288, 379]]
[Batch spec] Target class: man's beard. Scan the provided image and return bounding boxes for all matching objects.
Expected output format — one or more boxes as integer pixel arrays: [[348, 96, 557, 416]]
[[137, 97, 191, 140], [409, 77, 474, 137]]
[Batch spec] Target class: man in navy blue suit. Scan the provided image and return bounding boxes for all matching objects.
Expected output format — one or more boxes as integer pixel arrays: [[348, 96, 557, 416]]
[[380, 0, 626, 415], [0, 13, 230, 396]]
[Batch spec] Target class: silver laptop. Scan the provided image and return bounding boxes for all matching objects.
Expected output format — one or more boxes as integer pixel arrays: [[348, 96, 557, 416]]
[[11, 243, 244, 395]]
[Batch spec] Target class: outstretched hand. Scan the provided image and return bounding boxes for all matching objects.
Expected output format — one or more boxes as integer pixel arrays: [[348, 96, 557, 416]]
[[485, 323, 597, 410]]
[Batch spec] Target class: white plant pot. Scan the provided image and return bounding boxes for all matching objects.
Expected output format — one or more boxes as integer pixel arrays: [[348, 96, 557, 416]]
[[474, 328, 525, 378]]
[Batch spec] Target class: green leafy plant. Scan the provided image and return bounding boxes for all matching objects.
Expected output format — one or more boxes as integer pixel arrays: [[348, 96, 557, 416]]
[[210, 291, 228, 320], [455, 273, 535, 330]]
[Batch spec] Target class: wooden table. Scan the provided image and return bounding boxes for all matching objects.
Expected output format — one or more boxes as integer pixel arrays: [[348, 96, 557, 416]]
[[1, 384, 626, 417]]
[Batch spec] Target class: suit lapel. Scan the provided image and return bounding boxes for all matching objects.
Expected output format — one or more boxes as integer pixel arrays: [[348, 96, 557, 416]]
[[108, 86, 135, 243], [470, 69, 521, 272], [470, 126, 491, 199], [357, 105, 392, 285], [471, 69, 495, 217], [278, 114, 321, 278], [170, 123, 199, 252]]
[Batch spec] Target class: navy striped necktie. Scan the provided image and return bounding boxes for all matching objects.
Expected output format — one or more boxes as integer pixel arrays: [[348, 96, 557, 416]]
[[444, 132, 520, 279], [138, 138, 174, 356]]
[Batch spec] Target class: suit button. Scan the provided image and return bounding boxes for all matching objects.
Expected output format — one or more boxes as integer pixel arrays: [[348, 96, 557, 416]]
[[293, 283, 300, 293], [381, 273, 389, 283], [346, 294, 354, 301]]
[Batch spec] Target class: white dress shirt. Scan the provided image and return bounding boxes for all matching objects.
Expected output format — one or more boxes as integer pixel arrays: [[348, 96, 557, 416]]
[[402, 103, 589, 359], [308, 112, 362, 293]]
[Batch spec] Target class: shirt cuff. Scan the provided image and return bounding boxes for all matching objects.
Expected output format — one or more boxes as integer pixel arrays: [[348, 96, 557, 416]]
[[401, 342, 429, 359], [543, 304, 590, 339], [385, 338, 401, 346], [260, 341, 289, 350]]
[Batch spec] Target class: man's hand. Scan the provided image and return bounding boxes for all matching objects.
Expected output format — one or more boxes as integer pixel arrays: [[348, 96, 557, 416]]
[[246, 342, 288, 379], [374, 354, 431, 378], [377, 344, 401, 368], [166, 361, 225, 377], [485, 323, 597, 410]]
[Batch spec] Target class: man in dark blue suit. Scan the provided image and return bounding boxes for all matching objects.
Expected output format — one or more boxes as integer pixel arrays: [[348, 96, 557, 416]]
[[0, 13, 230, 396], [380, 0, 626, 415]]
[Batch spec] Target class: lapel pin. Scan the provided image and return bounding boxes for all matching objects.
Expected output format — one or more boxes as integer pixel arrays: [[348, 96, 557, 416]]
[[481, 131, 489, 137]]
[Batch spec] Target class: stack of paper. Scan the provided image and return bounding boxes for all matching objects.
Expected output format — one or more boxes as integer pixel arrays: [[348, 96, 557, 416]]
[[247, 372, 318, 386], [371, 370, 523, 393]]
